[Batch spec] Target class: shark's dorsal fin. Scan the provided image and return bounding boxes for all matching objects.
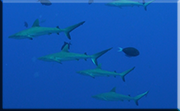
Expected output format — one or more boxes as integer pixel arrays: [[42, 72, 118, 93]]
[[110, 87, 116, 92], [56, 26, 60, 29], [61, 42, 71, 52], [32, 19, 40, 27], [96, 64, 102, 69]]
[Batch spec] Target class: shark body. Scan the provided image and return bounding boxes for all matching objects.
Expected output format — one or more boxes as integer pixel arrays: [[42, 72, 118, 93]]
[[77, 64, 135, 81], [106, 0, 155, 10], [9, 19, 85, 40], [38, 42, 112, 66], [38, 0, 52, 6], [92, 87, 149, 106]]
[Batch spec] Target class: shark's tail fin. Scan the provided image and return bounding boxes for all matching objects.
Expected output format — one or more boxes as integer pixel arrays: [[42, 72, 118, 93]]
[[119, 67, 135, 82], [143, 0, 155, 11], [133, 91, 149, 106], [91, 47, 112, 66], [63, 21, 85, 40]]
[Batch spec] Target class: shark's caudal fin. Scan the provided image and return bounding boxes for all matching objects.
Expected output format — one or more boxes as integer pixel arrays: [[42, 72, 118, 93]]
[[133, 91, 149, 106], [63, 21, 85, 40], [143, 0, 155, 11], [119, 67, 135, 82], [91, 47, 113, 66]]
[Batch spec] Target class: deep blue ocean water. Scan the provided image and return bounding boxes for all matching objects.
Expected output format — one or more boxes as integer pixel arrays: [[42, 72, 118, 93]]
[[3, 0, 177, 109]]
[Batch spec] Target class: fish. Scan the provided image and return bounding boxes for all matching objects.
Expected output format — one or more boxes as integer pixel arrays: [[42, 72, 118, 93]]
[[38, 42, 113, 66], [105, 0, 155, 11], [88, 0, 94, 4], [118, 47, 140, 57], [76, 64, 135, 81], [92, 87, 149, 106], [9, 19, 85, 40], [38, 0, 52, 6]]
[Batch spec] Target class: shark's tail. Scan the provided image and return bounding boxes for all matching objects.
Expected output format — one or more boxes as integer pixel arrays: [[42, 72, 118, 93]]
[[133, 91, 149, 106], [63, 21, 85, 40], [143, 0, 155, 11], [119, 67, 135, 82], [91, 47, 113, 66]]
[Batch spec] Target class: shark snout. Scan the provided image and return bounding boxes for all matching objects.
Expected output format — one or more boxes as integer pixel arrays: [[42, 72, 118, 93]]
[[37, 56, 48, 61], [91, 95, 99, 99], [91, 95, 96, 98], [8, 35, 14, 38], [38, 57, 45, 60]]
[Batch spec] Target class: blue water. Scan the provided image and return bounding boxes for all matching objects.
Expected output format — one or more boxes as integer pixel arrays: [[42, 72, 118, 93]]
[[3, 1, 177, 109]]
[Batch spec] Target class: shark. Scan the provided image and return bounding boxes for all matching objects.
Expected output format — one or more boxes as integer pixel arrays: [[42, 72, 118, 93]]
[[76, 64, 135, 81], [105, 0, 155, 11], [92, 87, 149, 106], [38, 0, 52, 6], [9, 19, 85, 40], [38, 42, 113, 66]]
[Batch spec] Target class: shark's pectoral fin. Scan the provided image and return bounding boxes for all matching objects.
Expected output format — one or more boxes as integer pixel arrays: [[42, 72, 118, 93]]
[[89, 74, 95, 78], [27, 35, 34, 40], [54, 58, 62, 64], [91, 75, 95, 79], [57, 61, 62, 64]]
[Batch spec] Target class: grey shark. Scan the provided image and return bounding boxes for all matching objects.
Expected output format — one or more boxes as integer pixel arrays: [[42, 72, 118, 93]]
[[106, 0, 155, 11], [9, 19, 85, 40], [92, 87, 149, 106], [76, 64, 135, 81], [38, 42, 112, 66]]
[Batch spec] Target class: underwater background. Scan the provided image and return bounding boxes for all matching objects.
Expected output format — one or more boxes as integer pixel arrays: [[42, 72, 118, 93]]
[[2, 0, 177, 109]]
